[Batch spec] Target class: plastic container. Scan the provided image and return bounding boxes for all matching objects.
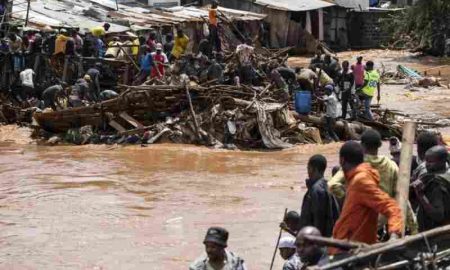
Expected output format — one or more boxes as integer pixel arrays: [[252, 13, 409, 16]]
[[295, 91, 312, 115]]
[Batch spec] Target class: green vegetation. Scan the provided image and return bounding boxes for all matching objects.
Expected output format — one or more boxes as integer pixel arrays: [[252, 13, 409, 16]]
[[385, 0, 450, 56]]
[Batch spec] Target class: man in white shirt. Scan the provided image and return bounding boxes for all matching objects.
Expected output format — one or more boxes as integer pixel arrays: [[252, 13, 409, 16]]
[[20, 68, 35, 99]]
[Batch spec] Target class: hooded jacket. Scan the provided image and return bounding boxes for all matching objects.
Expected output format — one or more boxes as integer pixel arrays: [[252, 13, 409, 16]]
[[331, 163, 403, 253]]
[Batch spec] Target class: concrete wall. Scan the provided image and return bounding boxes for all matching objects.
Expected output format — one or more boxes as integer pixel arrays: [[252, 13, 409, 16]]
[[347, 11, 394, 49], [323, 7, 349, 50]]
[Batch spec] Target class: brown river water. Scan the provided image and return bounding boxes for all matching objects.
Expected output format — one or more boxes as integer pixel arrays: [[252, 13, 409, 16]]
[[0, 127, 343, 269]]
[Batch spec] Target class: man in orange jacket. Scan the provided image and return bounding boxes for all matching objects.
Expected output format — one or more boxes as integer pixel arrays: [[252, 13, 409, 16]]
[[331, 141, 403, 254]]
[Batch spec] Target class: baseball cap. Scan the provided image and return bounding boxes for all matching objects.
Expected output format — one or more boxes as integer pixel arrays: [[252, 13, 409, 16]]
[[156, 43, 163, 50], [203, 227, 228, 247], [279, 235, 296, 249]]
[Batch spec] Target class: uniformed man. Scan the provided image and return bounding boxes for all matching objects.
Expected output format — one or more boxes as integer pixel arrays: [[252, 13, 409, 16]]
[[189, 227, 247, 270]]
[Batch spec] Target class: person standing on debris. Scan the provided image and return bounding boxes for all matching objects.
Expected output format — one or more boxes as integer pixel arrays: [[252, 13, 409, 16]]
[[335, 60, 356, 120], [209, 0, 221, 52], [146, 31, 157, 53], [72, 29, 83, 55], [189, 227, 247, 270], [151, 43, 168, 79], [352, 56, 365, 90], [8, 32, 24, 73], [90, 23, 110, 38], [86, 63, 102, 101], [42, 83, 67, 111], [279, 235, 302, 270], [54, 29, 70, 55], [163, 33, 174, 60], [317, 85, 340, 142], [412, 146, 450, 232], [330, 130, 418, 236], [361, 60, 380, 121], [299, 154, 340, 237], [236, 39, 254, 85], [198, 35, 213, 58], [128, 32, 140, 59], [19, 68, 35, 100], [331, 141, 403, 253], [207, 52, 225, 83], [295, 226, 328, 268], [134, 45, 153, 85], [171, 29, 189, 60], [68, 77, 90, 107]]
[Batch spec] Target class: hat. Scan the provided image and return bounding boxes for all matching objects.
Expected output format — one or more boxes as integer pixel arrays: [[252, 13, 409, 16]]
[[324, 84, 334, 92], [156, 43, 163, 50], [203, 227, 228, 247], [279, 235, 296, 249], [83, 74, 92, 81]]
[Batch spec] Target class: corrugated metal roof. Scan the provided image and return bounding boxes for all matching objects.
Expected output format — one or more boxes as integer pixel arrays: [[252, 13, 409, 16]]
[[333, 0, 369, 10], [254, 0, 335, 11], [12, 0, 265, 31]]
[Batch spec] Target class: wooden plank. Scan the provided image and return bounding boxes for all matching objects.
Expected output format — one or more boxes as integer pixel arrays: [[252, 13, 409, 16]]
[[395, 121, 417, 236], [109, 120, 127, 133], [119, 112, 144, 129]]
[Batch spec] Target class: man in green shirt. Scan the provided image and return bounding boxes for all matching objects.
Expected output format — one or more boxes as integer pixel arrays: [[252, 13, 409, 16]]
[[361, 61, 380, 121]]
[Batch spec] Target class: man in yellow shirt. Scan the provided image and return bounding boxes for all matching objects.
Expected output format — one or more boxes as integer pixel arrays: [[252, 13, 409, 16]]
[[209, 0, 221, 52], [90, 23, 110, 38], [171, 29, 189, 60], [361, 60, 380, 121]]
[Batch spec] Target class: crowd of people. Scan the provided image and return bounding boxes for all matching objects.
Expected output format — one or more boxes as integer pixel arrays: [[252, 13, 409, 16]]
[[0, 0, 228, 112], [189, 130, 450, 269]]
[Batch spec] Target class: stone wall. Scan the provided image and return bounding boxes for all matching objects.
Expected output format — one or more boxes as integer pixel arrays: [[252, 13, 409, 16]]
[[347, 11, 397, 49]]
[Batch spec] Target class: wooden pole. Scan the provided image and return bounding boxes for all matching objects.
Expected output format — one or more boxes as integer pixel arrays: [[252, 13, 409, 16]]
[[185, 86, 202, 143], [269, 208, 288, 270], [25, 0, 31, 26], [395, 121, 416, 236], [115, 0, 119, 11]]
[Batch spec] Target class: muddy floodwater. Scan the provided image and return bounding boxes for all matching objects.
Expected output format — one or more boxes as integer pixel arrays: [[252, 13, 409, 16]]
[[0, 137, 343, 269]]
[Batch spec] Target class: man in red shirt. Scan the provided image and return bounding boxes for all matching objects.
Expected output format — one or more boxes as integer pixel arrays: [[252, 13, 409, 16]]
[[151, 43, 168, 79]]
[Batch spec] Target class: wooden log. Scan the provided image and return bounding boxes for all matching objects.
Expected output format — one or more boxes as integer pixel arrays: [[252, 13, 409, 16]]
[[395, 121, 416, 236], [119, 112, 144, 129], [109, 120, 127, 133], [185, 86, 202, 143], [315, 225, 450, 270]]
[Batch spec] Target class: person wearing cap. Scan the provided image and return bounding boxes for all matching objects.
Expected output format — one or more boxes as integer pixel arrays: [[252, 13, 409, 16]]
[[151, 43, 168, 79], [317, 85, 339, 142], [279, 235, 302, 270], [189, 227, 246, 270], [171, 29, 189, 60], [361, 60, 380, 121]]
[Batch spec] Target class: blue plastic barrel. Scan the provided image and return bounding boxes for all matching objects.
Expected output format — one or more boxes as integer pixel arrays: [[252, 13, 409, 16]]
[[295, 91, 312, 115]]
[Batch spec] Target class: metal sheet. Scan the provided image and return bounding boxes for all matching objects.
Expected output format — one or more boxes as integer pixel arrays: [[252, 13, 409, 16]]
[[254, 0, 335, 11]]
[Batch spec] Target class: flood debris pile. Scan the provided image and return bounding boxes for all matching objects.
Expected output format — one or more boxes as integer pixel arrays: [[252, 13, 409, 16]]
[[383, 64, 445, 90], [29, 46, 419, 149]]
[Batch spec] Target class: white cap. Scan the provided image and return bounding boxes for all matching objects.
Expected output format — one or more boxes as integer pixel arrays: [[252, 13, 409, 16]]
[[279, 235, 296, 249], [156, 43, 163, 50]]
